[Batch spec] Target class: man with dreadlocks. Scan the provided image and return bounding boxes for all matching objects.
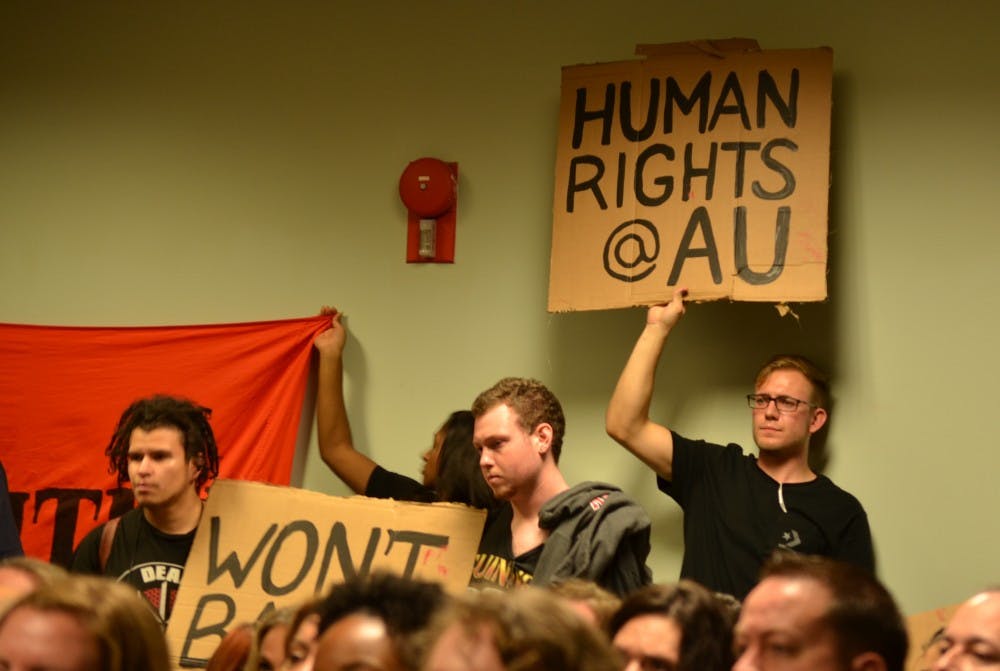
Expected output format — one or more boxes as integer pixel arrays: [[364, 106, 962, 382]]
[[71, 395, 220, 626]]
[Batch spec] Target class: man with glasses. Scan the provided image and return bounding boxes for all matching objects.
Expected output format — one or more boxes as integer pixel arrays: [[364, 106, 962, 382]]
[[606, 288, 874, 600]]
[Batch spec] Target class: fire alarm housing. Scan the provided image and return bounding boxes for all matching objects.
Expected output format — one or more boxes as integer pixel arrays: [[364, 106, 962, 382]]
[[398, 158, 458, 263]]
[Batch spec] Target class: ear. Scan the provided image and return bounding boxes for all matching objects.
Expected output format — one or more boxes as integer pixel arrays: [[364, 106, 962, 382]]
[[532, 423, 554, 456], [849, 652, 887, 671], [188, 455, 204, 481], [808, 406, 828, 434]]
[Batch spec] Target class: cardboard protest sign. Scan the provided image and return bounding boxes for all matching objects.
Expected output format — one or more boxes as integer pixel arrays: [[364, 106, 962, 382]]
[[904, 603, 960, 671], [548, 40, 833, 311], [166, 480, 486, 668]]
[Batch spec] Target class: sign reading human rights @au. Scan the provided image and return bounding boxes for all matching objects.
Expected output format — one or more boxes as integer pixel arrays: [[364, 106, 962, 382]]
[[548, 42, 833, 312]]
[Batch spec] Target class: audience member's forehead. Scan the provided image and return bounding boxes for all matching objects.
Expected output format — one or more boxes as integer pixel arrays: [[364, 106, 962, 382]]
[[314, 613, 400, 671], [951, 591, 1000, 638], [740, 575, 833, 625]]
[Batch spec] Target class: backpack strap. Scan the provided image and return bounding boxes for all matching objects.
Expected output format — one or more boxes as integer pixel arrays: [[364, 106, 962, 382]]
[[98, 516, 121, 573]]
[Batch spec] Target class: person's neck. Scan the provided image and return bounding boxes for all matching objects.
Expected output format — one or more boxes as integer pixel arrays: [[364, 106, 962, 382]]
[[506, 466, 569, 556], [509, 466, 569, 520], [756, 449, 815, 483], [142, 489, 204, 535]]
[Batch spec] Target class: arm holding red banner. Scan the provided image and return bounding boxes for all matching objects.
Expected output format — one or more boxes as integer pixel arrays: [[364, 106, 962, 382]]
[[314, 308, 378, 494]]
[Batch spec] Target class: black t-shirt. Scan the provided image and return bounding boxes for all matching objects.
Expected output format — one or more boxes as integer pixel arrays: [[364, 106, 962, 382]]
[[659, 433, 875, 600], [71, 507, 195, 625], [364, 466, 436, 503], [469, 503, 542, 589]]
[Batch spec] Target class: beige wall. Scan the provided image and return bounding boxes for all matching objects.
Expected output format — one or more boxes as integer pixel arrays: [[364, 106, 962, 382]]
[[1, 1, 997, 615]]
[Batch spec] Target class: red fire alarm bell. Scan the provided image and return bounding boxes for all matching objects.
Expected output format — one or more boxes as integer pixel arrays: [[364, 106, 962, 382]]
[[398, 157, 458, 263]]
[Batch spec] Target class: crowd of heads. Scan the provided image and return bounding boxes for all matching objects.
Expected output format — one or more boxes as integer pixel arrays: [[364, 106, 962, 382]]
[[1, 553, 998, 671]]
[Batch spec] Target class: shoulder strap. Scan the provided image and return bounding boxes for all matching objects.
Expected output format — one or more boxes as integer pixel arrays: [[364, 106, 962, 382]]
[[99, 516, 122, 573]]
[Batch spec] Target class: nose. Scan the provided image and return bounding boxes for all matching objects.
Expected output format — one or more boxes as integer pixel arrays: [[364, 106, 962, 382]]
[[932, 646, 957, 671], [733, 648, 757, 671], [763, 398, 781, 418], [479, 449, 493, 468]]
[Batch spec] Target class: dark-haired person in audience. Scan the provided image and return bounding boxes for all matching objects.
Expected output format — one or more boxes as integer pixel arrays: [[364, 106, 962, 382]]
[[609, 580, 735, 671], [0, 574, 171, 671], [933, 588, 1000, 671], [607, 288, 874, 599], [733, 552, 907, 671], [313, 572, 447, 671], [471, 377, 652, 596], [71, 394, 220, 625], [314, 309, 496, 513]]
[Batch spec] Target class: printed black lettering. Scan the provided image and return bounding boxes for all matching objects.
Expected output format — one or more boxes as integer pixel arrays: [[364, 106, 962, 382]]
[[734, 206, 790, 285], [757, 69, 799, 128], [634, 144, 675, 206], [683, 143, 718, 201], [667, 207, 722, 285], [313, 523, 381, 590], [708, 71, 752, 131], [571, 84, 615, 149], [566, 155, 607, 213], [664, 73, 712, 134], [260, 520, 318, 596], [752, 139, 797, 200], [620, 79, 659, 142], [35, 488, 103, 565], [720, 142, 762, 198], [207, 516, 276, 588], [180, 593, 235, 667], [384, 530, 449, 578]]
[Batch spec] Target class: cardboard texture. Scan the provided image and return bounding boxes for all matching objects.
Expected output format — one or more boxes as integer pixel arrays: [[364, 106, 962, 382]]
[[165, 480, 486, 668], [548, 42, 833, 311], [904, 603, 960, 671]]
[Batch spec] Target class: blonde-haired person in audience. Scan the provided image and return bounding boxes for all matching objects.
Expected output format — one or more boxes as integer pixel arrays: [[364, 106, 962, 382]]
[[0, 556, 68, 612], [245, 607, 296, 671], [546, 578, 621, 630], [0, 574, 171, 671], [421, 587, 622, 671]]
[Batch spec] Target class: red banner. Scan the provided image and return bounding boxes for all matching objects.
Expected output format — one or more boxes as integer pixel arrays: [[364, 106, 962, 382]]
[[0, 315, 330, 566]]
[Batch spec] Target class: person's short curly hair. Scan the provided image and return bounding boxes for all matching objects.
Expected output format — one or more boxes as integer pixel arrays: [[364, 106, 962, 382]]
[[471, 378, 566, 463], [317, 572, 446, 670], [105, 395, 220, 492]]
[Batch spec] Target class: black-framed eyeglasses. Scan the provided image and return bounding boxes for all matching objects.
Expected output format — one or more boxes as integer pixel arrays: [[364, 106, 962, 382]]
[[746, 394, 815, 413]]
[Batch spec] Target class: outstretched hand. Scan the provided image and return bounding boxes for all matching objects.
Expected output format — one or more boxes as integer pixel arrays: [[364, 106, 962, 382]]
[[314, 306, 346, 356], [646, 288, 688, 330]]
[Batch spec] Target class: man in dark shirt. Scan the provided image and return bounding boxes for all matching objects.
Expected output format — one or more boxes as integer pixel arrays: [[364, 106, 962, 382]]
[[471, 377, 652, 595], [71, 395, 220, 625], [606, 288, 874, 600]]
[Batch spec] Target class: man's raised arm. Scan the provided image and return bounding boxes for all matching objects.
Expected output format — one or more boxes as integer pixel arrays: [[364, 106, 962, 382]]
[[314, 308, 377, 494], [605, 288, 687, 481]]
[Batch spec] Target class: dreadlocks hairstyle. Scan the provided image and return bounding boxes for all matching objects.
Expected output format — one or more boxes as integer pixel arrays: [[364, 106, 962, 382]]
[[105, 395, 220, 492]]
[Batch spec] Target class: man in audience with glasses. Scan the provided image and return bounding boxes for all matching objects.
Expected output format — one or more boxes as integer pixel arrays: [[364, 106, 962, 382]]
[[606, 287, 874, 600]]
